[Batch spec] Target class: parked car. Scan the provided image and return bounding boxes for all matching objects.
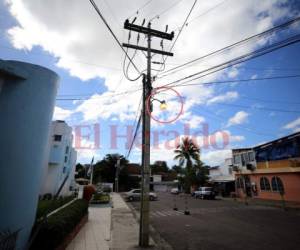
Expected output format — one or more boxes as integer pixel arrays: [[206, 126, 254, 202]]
[[125, 189, 158, 201], [194, 187, 215, 199], [170, 188, 179, 194]]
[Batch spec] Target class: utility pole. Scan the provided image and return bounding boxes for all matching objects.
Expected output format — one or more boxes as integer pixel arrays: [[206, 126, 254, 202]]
[[123, 19, 174, 247], [115, 158, 120, 192]]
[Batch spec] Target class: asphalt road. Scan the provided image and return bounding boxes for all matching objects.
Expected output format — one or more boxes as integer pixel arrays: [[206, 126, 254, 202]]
[[128, 192, 300, 250]]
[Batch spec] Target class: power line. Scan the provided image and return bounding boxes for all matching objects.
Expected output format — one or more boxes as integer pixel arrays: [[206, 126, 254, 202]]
[[158, 15, 300, 78], [193, 108, 276, 138], [170, 74, 300, 88], [56, 74, 300, 99], [213, 102, 300, 114], [154, 0, 197, 77], [0, 43, 122, 71], [159, 34, 300, 88], [148, 0, 185, 22], [126, 95, 143, 159], [56, 87, 142, 101], [186, 0, 228, 26], [241, 96, 300, 105], [128, 0, 153, 19], [126, 114, 142, 159], [88, 0, 141, 75]]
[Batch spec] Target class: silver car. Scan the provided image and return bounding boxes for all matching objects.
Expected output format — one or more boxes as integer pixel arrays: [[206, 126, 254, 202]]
[[125, 189, 158, 201]]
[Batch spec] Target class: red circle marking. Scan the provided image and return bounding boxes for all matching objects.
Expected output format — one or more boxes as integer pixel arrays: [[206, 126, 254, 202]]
[[146, 86, 184, 124]]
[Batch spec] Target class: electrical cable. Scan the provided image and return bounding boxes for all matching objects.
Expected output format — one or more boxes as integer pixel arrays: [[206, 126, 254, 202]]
[[158, 15, 300, 78], [56, 87, 142, 101], [148, 0, 185, 22], [154, 0, 198, 76], [126, 114, 142, 159], [128, 0, 153, 19], [170, 74, 300, 88], [88, 0, 142, 75], [193, 108, 276, 138], [56, 74, 300, 100], [212, 102, 300, 114], [159, 34, 300, 88]]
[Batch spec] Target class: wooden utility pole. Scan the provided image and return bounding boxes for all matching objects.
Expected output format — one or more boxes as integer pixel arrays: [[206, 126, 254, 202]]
[[123, 19, 174, 247]]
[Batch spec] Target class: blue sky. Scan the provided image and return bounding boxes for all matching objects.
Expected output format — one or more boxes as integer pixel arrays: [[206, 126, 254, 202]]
[[1, 0, 300, 166]]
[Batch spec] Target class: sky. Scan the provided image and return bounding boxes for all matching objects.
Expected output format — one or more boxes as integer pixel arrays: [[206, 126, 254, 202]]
[[1, 0, 300, 167]]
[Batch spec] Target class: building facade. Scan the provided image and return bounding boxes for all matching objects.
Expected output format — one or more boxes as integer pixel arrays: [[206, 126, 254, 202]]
[[0, 60, 59, 249], [40, 120, 77, 197], [233, 132, 300, 203], [209, 158, 235, 196]]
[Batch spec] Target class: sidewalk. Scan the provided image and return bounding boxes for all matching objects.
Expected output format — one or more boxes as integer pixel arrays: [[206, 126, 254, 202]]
[[110, 193, 147, 250], [66, 193, 158, 250], [66, 203, 111, 250]]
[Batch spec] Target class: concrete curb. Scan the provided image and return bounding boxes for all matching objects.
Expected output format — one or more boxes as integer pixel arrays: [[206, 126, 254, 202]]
[[124, 196, 173, 250]]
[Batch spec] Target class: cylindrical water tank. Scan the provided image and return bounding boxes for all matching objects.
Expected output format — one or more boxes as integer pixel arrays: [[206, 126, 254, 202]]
[[0, 60, 59, 249]]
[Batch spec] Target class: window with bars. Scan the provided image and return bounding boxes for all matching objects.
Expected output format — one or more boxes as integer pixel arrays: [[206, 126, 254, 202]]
[[271, 176, 284, 192], [260, 177, 271, 191]]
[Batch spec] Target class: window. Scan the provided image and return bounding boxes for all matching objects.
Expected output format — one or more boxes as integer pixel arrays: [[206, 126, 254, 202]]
[[65, 146, 69, 154], [242, 153, 249, 165], [54, 135, 62, 141], [133, 190, 141, 193], [233, 155, 241, 165], [248, 152, 255, 161], [271, 176, 284, 192], [63, 167, 66, 173], [260, 177, 271, 191], [64, 156, 68, 163]]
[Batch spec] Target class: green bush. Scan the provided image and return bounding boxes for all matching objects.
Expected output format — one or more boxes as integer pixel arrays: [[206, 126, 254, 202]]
[[36, 195, 75, 220], [30, 199, 88, 250], [91, 193, 110, 203]]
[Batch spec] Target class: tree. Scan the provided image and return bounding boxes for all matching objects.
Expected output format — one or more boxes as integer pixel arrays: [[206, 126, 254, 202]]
[[171, 165, 183, 174], [174, 137, 208, 192], [75, 163, 86, 178], [92, 154, 129, 189], [151, 160, 169, 174]]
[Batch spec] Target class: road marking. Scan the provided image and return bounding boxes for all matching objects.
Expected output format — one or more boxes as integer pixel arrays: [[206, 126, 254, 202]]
[[156, 211, 167, 217]]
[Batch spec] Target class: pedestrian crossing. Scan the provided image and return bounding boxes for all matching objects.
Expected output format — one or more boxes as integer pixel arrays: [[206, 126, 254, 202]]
[[150, 210, 184, 218]]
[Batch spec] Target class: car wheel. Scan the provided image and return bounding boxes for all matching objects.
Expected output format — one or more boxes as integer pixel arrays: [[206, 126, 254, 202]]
[[128, 196, 134, 201]]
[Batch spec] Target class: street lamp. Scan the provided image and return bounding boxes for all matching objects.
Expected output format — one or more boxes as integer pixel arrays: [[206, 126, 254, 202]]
[[151, 97, 167, 111]]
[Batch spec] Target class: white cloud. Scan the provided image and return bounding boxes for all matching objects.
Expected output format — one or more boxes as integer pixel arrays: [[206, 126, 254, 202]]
[[201, 149, 232, 166], [53, 106, 73, 120], [128, 129, 243, 166], [207, 91, 239, 105], [227, 67, 239, 78], [293, 127, 300, 133], [180, 112, 205, 129], [4, 0, 296, 123], [227, 111, 249, 127], [282, 117, 300, 130]]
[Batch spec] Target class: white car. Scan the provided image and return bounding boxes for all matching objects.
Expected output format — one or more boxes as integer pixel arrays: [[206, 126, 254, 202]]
[[125, 189, 158, 201], [194, 187, 215, 199], [170, 188, 179, 194]]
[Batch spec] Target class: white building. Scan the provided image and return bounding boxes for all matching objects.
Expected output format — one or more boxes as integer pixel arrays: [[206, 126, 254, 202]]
[[40, 120, 77, 197], [209, 158, 234, 180], [209, 158, 235, 196]]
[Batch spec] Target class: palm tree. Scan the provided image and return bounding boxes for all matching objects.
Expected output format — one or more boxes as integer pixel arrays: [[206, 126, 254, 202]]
[[174, 137, 201, 169], [174, 137, 202, 192]]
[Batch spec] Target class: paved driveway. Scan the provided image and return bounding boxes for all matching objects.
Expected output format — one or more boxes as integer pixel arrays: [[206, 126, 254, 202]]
[[129, 192, 300, 250]]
